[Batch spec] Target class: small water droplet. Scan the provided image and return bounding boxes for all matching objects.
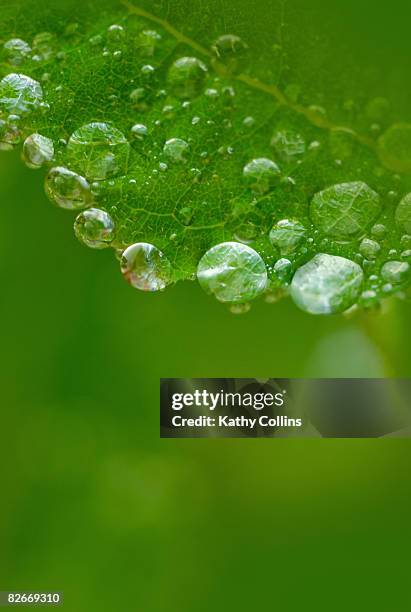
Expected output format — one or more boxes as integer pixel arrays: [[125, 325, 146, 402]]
[[211, 34, 249, 75], [107, 24, 125, 42], [269, 219, 307, 256], [273, 257, 293, 283], [197, 241, 267, 303], [130, 123, 148, 140], [45, 166, 92, 210], [243, 158, 281, 194], [22, 133, 54, 168], [163, 137, 189, 163], [271, 129, 305, 160], [32, 32, 54, 61], [177, 206, 193, 225], [121, 242, 172, 291], [74, 208, 115, 248], [359, 237, 381, 260], [229, 302, 251, 314], [167, 57, 208, 99], [137, 29, 162, 57], [66, 122, 130, 181]]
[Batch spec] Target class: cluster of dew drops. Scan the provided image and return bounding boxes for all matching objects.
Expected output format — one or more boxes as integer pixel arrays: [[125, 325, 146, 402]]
[[1, 23, 411, 315]]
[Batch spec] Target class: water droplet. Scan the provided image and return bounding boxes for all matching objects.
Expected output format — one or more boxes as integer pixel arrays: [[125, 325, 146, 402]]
[[74, 208, 115, 248], [359, 238, 381, 260], [163, 137, 189, 163], [137, 29, 162, 57], [197, 241, 267, 303], [205, 88, 219, 99], [130, 123, 148, 140], [0, 73, 43, 114], [371, 223, 387, 238], [243, 116, 255, 128], [211, 34, 249, 75], [273, 258, 293, 283], [234, 221, 258, 244], [378, 123, 411, 172], [229, 302, 251, 314], [177, 206, 193, 225], [360, 290, 378, 307], [395, 193, 411, 234], [310, 181, 381, 238], [271, 129, 305, 160], [269, 219, 307, 256], [167, 57, 207, 99], [22, 133, 54, 168], [141, 64, 155, 77], [381, 260, 410, 284], [243, 158, 281, 194], [66, 122, 130, 181], [0, 118, 20, 149], [107, 24, 125, 42], [121, 242, 172, 291], [89, 34, 103, 46], [3, 38, 31, 65], [45, 166, 92, 210], [290, 253, 364, 314], [308, 140, 321, 152], [32, 32, 54, 61], [329, 127, 355, 160]]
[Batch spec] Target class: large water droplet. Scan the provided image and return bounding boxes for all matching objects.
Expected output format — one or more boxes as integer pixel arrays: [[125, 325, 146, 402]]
[[211, 34, 249, 75], [121, 242, 172, 291], [269, 219, 307, 256], [167, 57, 208, 99], [310, 181, 381, 238], [381, 260, 410, 284], [45, 166, 92, 210], [395, 193, 411, 234], [66, 122, 130, 181], [243, 158, 281, 194], [0, 73, 43, 115], [74, 208, 115, 248], [22, 133, 54, 168], [197, 241, 267, 303], [378, 123, 411, 172], [290, 253, 364, 314], [163, 137, 189, 163], [3, 39, 31, 65]]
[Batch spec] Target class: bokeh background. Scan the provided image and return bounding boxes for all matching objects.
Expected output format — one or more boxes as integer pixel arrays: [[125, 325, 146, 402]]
[[1, 0, 411, 609]]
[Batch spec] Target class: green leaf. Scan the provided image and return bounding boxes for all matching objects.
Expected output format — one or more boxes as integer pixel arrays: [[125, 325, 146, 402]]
[[1, 0, 411, 313]]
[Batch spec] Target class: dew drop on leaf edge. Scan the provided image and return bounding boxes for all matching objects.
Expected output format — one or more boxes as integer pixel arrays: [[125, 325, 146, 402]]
[[74, 208, 115, 249], [196, 241, 268, 303], [120, 242, 172, 292], [290, 253, 364, 315]]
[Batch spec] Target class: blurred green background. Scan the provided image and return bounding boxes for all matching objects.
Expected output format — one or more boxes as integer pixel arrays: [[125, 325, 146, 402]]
[[1, 0, 411, 610]]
